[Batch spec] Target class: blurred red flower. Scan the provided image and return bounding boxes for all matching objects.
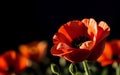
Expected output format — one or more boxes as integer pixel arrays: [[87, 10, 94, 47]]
[[0, 50, 31, 74], [97, 40, 120, 66], [0, 56, 8, 72], [19, 41, 48, 62], [51, 18, 110, 63]]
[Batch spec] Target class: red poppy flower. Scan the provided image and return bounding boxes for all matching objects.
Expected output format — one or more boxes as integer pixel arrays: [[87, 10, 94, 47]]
[[19, 41, 48, 62], [2, 50, 31, 74], [51, 18, 110, 63], [97, 40, 120, 66]]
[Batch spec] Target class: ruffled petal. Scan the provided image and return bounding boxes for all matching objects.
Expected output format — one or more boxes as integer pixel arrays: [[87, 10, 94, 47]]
[[3, 50, 16, 65], [97, 21, 110, 43], [62, 49, 91, 63], [87, 39, 106, 61], [79, 41, 95, 50], [58, 20, 88, 42], [86, 21, 110, 61], [51, 43, 73, 56], [58, 24, 72, 42], [97, 43, 113, 66], [53, 33, 71, 45], [82, 18, 97, 41]]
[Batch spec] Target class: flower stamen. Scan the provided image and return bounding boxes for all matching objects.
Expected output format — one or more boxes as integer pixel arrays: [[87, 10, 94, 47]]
[[72, 36, 90, 48]]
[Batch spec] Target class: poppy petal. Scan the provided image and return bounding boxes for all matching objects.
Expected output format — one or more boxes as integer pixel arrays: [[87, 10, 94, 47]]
[[58, 20, 88, 42], [97, 21, 110, 43], [100, 59, 113, 66], [97, 45, 112, 64], [51, 44, 65, 56], [37, 41, 48, 60], [97, 52, 113, 66], [19, 45, 30, 58], [97, 41, 120, 66], [110, 40, 120, 62], [110, 40, 120, 55], [15, 55, 31, 73], [62, 49, 91, 63], [3, 50, 17, 65], [51, 43, 73, 56], [0, 56, 8, 71], [97, 54, 113, 66], [53, 33, 71, 45], [87, 39, 106, 61], [80, 41, 95, 50], [58, 24, 72, 42], [82, 18, 97, 41], [102, 42, 113, 59]]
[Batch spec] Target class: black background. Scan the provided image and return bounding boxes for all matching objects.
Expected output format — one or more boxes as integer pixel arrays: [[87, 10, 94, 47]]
[[0, 0, 120, 53]]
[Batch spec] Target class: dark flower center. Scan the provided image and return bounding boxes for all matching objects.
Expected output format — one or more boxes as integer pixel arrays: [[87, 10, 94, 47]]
[[8, 66, 15, 72], [112, 55, 119, 60], [72, 36, 90, 48]]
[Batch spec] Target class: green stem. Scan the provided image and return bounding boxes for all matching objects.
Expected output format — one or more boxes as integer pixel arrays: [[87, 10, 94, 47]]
[[82, 60, 91, 75], [51, 63, 60, 75], [69, 63, 77, 75], [116, 64, 120, 75]]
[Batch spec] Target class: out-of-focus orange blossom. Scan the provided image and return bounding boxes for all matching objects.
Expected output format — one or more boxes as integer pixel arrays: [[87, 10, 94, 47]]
[[97, 40, 120, 66], [0, 50, 31, 74], [19, 41, 48, 62]]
